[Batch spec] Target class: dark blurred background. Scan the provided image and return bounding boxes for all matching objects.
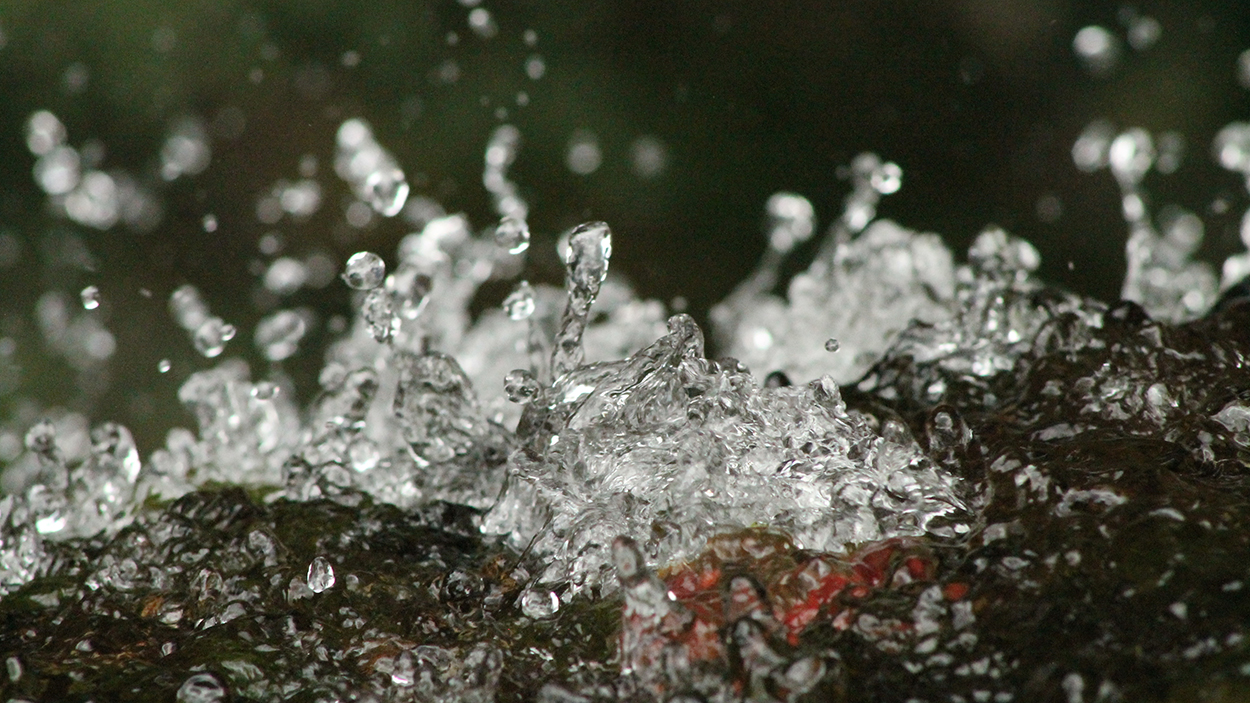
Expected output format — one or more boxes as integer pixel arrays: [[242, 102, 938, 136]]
[[1, 0, 1249, 458]]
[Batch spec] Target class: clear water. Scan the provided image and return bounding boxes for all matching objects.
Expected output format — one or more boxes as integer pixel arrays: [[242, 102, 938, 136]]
[[6, 35, 1250, 703]]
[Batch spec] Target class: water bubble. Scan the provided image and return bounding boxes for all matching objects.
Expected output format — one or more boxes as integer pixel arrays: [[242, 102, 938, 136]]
[[364, 167, 410, 216], [342, 251, 386, 290], [80, 285, 100, 310], [307, 556, 335, 593], [519, 587, 560, 619], [825, 338, 840, 352], [765, 192, 815, 253], [1108, 128, 1155, 186], [158, 359, 171, 373], [503, 281, 536, 320], [254, 310, 306, 361], [1073, 25, 1120, 76], [494, 216, 530, 254], [176, 672, 226, 703], [504, 369, 541, 403], [193, 317, 236, 358]]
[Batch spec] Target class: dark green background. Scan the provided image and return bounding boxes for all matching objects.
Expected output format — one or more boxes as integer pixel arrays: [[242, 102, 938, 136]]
[[1, 0, 1249, 456]]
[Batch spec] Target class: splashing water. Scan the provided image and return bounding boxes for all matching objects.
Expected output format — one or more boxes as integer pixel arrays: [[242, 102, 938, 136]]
[[7, 50, 1250, 703]]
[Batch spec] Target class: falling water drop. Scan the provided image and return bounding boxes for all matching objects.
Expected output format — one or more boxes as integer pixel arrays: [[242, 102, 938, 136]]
[[765, 193, 815, 253], [342, 251, 386, 290], [251, 381, 279, 401], [157, 359, 171, 373], [825, 338, 840, 352], [80, 285, 100, 310], [192, 318, 235, 358], [363, 167, 410, 216], [494, 216, 530, 254], [307, 556, 335, 593], [503, 281, 536, 320]]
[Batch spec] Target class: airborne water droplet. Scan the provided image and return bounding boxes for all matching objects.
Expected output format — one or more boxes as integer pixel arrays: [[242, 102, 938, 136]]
[[307, 556, 335, 593], [503, 281, 536, 320], [364, 167, 410, 216], [342, 251, 386, 290], [192, 318, 235, 358], [825, 338, 840, 352], [80, 285, 100, 310], [494, 216, 530, 254], [251, 381, 278, 401], [158, 358, 171, 373]]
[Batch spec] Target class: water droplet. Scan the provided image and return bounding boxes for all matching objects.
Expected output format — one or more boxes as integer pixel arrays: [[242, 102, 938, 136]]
[[1215, 122, 1250, 173], [342, 251, 385, 290], [494, 216, 530, 254], [1073, 25, 1120, 76], [201, 213, 218, 232], [870, 161, 903, 195], [1109, 128, 1155, 186], [254, 309, 307, 361], [80, 285, 100, 310], [158, 359, 171, 373], [192, 317, 235, 358], [251, 381, 279, 400], [176, 672, 226, 703], [263, 257, 307, 295], [307, 556, 335, 593], [1073, 120, 1115, 172], [5, 656, 21, 683], [504, 369, 541, 403], [364, 167, 410, 216], [503, 281, 536, 320], [825, 338, 840, 352], [765, 192, 815, 253], [519, 587, 560, 619], [566, 130, 601, 175]]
